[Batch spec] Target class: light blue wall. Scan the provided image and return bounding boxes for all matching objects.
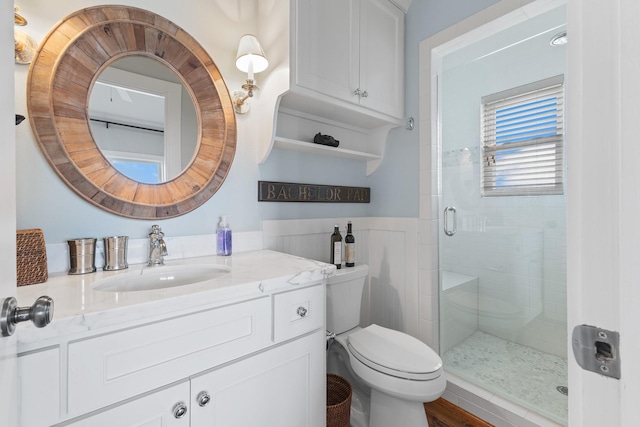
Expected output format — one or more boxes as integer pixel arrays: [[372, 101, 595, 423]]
[[15, 0, 498, 243], [368, 0, 500, 217], [258, 149, 371, 220]]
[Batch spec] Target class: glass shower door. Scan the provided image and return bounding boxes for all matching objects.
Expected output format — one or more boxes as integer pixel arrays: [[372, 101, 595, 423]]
[[437, 5, 568, 425]]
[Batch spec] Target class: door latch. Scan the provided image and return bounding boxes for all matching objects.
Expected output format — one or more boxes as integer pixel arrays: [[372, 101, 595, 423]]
[[572, 324, 620, 379]]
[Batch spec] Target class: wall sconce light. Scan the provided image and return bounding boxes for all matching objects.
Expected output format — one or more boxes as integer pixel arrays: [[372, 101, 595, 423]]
[[14, 6, 37, 65], [232, 34, 269, 114]]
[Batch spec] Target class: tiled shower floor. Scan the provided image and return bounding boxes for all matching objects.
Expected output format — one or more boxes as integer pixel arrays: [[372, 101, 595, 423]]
[[442, 331, 568, 425]]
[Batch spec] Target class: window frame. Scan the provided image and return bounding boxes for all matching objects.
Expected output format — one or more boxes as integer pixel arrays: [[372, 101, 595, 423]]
[[481, 75, 565, 197]]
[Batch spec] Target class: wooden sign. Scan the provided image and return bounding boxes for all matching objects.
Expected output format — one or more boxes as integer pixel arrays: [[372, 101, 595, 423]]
[[258, 181, 370, 203]]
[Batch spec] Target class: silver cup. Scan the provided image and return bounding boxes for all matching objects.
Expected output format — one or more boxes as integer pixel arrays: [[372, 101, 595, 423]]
[[67, 238, 97, 275], [103, 236, 129, 271]]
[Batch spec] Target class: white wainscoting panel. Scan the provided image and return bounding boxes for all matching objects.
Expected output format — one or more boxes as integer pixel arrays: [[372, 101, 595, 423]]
[[263, 217, 421, 340]]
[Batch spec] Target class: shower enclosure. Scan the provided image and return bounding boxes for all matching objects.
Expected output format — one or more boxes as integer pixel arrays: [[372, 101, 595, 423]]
[[436, 4, 568, 425]]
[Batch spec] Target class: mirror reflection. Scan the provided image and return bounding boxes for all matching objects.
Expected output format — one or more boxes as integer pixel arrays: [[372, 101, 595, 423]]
[[89, 56, 199, 184]]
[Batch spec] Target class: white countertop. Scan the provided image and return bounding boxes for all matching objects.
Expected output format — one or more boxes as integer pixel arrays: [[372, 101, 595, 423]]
[[16, 250, 334, 349]]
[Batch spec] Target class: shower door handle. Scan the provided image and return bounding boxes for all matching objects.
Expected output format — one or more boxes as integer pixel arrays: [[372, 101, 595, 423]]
[[444, 206, 457, 237]]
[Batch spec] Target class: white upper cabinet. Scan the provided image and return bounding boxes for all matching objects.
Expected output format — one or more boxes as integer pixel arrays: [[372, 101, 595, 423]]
[[256, 0, 406, 174], [359, 0, 404, 118], [295, 0, 360, 107], [294, 0, 404, 120]]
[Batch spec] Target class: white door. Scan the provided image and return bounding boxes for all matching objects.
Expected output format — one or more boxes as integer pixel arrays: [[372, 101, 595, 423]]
[[567, 0, 640, 425], [0, 1, 19, 426]]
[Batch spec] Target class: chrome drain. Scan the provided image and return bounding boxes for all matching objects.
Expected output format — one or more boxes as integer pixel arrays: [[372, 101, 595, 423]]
[[557, 386, 568, 396]]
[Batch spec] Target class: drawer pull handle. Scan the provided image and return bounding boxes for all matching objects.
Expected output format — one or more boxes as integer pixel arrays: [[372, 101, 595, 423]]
[[297, 306, 308, 318], [173, 402, 188, 419], [197, 391, 211, 407]]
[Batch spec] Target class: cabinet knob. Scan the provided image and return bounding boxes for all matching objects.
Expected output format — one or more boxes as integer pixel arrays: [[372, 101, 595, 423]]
[[297, 306, 308, 318], [197, 391, 211, 407], [353, 88, 361, 96], [361, 90, 369, 98], [173, 402, 188, 419], [1, 296, 54, 337]]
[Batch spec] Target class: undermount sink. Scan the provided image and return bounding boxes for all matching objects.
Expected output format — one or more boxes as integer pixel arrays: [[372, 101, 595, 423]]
[[92, 264, 230, 292]]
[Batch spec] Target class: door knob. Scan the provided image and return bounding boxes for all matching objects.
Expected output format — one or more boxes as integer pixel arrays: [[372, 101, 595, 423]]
[[1, 296, 54, 337]]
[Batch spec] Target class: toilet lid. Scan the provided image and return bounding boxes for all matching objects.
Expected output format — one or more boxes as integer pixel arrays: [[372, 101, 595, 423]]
[[347, 324, 442, 381]]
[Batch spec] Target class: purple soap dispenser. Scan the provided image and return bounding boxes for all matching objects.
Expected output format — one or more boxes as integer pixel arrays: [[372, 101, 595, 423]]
[[216, 215, 232, 256]]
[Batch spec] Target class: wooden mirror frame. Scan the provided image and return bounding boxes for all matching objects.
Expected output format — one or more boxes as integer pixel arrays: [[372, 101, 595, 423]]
[[27, 6, 236, 219]]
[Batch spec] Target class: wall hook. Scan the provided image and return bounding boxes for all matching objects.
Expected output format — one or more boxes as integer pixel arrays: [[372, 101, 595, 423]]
[[405, 117, 415, 131]]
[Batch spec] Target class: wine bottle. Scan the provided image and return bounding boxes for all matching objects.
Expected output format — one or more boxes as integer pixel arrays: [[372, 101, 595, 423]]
[[330, 224, 342, 269], [345, 221, 355, 267]]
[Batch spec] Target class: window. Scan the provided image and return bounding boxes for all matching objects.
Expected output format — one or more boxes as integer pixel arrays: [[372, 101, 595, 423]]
[[481, 75, 564, 196], [104, 151, 165, 184], [111, 159, 162, 184]]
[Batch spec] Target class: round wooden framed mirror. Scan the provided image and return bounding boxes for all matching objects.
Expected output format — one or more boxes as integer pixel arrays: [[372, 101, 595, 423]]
[[27, 6, 236, 219]]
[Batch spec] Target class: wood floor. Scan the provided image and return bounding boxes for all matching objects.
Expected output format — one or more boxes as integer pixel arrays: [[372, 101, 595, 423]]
[[424, 398, 494, 427]]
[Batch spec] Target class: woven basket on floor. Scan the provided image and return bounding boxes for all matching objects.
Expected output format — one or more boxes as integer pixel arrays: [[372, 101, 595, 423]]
[[327, 374, 352, 427], [16, 229, 48, 286]]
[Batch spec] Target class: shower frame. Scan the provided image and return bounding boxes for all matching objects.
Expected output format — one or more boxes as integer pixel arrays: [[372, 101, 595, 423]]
[[417, 0, 567, 424]]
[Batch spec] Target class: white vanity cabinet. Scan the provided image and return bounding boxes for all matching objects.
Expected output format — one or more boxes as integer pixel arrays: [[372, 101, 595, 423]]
[[64, 331, 324, 427], [294, 0, 405, 120], [66, 297, 273, 417], [16, 265, 327, 427], [63, 382, 191, 427], [18, 348, 60, 427], [190, 330, 325, 426]]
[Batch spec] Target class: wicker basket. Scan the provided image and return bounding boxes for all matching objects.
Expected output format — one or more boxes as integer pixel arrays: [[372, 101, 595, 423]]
[[327, 374, 352, 427], [16, 229, 48, 286]]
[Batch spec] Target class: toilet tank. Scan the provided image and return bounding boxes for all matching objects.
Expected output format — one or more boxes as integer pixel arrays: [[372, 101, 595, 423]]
[[326, 264, 369, 334]]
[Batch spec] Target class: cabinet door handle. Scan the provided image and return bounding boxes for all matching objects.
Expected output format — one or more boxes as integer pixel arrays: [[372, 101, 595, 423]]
[[353, 88, 361, 96], [197, 391, 211, 407], [173, 402, 188, 419], [361, 90, 368, 98], [297, 306, 308, 318]]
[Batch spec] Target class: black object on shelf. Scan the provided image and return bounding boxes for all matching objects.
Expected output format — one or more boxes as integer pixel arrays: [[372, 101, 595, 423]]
[[313, 132, 339, 147]]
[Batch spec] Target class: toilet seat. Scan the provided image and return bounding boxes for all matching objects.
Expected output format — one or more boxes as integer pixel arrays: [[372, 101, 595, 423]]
[[347, 324, 442, 381]]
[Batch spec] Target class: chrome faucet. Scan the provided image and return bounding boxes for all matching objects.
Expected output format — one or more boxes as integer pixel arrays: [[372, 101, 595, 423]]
[[147, 225, 168, 266]]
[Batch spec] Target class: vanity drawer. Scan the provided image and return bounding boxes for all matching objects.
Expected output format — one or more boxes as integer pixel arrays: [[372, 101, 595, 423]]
[[67, 297, 271, 417], [273, 284, 325, 342]]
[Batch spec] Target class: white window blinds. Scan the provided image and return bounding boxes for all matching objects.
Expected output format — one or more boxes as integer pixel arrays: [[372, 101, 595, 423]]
[[481, 75, 564, 196]]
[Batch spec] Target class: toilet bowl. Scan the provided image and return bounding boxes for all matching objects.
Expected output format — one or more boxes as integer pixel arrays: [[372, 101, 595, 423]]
[[327, 265, 446, 427]]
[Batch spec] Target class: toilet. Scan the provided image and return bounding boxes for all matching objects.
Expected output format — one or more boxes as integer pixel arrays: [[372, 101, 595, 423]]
[[326, 264, 446, 427]]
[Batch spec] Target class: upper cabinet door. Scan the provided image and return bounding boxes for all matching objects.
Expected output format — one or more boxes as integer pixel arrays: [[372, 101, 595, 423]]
[[295, 0, 360, 103], [359, 0, 404, 119], [294, 0, 404, 120]]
